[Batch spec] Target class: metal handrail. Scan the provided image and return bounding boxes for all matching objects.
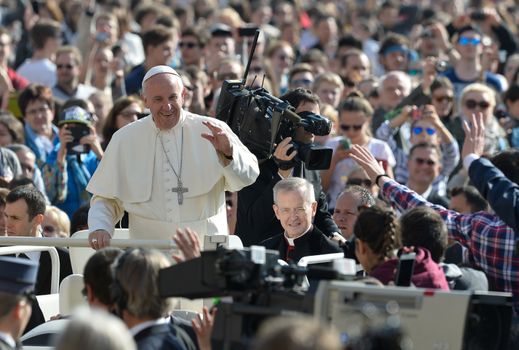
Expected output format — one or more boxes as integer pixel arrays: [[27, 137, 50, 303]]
[[0, 246, 60, 294], [0, 237, 179, 294], [0, 237, 178, 250]]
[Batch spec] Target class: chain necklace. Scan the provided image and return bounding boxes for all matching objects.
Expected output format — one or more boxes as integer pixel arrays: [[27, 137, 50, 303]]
[[159, 127, 188, 205]]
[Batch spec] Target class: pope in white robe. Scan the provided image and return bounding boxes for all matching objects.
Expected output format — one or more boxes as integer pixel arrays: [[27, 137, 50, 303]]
[[86, 66, 259, 248]]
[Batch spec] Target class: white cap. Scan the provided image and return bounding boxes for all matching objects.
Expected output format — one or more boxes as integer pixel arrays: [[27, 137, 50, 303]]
[[141, 65, 181, 90]]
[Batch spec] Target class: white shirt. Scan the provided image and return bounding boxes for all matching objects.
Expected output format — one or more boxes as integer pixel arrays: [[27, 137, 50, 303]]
[[0, 331, 16, 348], [17, 58, 56, 87]]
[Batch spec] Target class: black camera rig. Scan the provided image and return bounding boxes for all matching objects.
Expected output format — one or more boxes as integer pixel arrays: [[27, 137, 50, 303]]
[[215, 30, 332, 170]]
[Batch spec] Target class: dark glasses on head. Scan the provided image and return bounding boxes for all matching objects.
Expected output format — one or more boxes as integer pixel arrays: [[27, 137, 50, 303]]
[[413, 157, 436, 166], [340, 124, 363, 131], [179, 42, 198, 49], [347, 178, 372, 187], [57, 64, 74, 69], [412, 127, 436, 135], [433, 95, 453, 103], [464, 99, 490, 110], [458, 37, 481, 46]]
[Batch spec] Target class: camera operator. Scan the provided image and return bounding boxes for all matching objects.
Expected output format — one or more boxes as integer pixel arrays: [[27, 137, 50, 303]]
[[235, 88, 340, 246]]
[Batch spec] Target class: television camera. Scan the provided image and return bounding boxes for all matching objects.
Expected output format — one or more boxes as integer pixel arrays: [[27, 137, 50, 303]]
[[215, 30, 333, 170], [159, 247, 513, 350]]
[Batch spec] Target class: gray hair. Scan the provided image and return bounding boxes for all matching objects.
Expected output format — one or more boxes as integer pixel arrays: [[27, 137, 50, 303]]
[[337, 185, 376, 208], [273, 178, 315, 204], [56, 307, 136, 350], [378, 71, 412, 96]]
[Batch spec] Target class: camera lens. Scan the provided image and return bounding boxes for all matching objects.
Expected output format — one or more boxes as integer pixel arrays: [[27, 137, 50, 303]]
[[435, 60, 448, 72]]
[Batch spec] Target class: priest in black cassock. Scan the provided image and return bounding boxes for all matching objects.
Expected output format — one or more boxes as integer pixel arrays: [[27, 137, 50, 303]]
[[261, 177, 342, 263]]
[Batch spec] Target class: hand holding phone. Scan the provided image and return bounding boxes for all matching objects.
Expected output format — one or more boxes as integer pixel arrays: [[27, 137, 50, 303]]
[[339, 137, 351, 150], [394, 251, 416, 287], [411, 107, 422, 121]]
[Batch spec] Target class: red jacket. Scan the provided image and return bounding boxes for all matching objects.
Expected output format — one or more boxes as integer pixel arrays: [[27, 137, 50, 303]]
[[370, 248, 449, 290]]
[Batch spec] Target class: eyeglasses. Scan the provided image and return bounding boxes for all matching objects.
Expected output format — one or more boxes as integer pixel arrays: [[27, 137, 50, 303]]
[[458, 36, 481, 46], [178, 42, 198, 49], [291, 78, 314, 86], [250, 66, 263, 73], [433, 95, 453, 103], [464, 99, 491, 110], [217, 73, 240, 81], [57, 64, 74, 70], [340, 124, 363, 131], [25, 105, 50, 116], [43, 225, 56, 234], [277, 206, 309, 216], [412, 126, 436, 136], [347, 178, 372, 187], [277, 54, 294, 62], [413, 157, 436, 166]]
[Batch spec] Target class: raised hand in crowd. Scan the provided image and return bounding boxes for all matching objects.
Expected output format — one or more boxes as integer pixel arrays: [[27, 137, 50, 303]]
[[192, 306, 217, 350], [172, 227, 202, 263], [462, 112, 486, 159], [349, 145, 388, 186]]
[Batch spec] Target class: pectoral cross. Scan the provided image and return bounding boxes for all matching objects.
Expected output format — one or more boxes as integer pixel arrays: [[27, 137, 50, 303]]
[[172, 179, 189, 205]]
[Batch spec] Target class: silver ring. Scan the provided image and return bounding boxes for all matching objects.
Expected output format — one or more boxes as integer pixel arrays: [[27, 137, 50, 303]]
[[92, 238, 98, 243]]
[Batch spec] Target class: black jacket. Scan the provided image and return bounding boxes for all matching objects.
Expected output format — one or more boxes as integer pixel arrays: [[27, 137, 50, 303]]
[[35, 248, 73, 295], [235, 159, 339, 246], [469, 157, 519, 233], [260, 226, 342, 263]]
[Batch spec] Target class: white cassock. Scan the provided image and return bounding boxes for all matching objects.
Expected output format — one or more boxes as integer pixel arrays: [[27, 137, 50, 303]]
[[86, 110, 259, 240]]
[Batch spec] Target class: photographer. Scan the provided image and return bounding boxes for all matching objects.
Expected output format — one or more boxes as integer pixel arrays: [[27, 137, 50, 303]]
[[42, 105, 102, 217], [235, 88, 340, 246]]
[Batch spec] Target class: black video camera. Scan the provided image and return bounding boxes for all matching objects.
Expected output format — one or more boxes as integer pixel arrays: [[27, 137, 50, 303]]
[[214, 30, 333, 170], [276, 110, 333, 170]]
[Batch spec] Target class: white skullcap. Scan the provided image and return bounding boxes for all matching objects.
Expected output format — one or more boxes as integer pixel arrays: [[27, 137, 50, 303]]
[[141, 65, 181, 90]]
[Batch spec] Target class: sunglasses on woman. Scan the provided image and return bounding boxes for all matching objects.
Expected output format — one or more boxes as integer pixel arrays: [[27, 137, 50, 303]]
[[433, 95, 453, 103], [347, 178, 373, 187], [412, 126, 436, 136], [464, 99, 490, 110], [340, 124, 363, 131]]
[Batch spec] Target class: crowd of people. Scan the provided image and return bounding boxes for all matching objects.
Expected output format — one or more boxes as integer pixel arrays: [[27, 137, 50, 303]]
[[0, 0, 519, 348]]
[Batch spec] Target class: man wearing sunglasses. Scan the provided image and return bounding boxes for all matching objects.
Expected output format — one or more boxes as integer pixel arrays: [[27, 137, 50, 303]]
[[0, 257, 39, 349], [441, 25, 505, 99], [406, 142, 449, 207], [52, 46, 97, 105], [179, 27, 205, 70]]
